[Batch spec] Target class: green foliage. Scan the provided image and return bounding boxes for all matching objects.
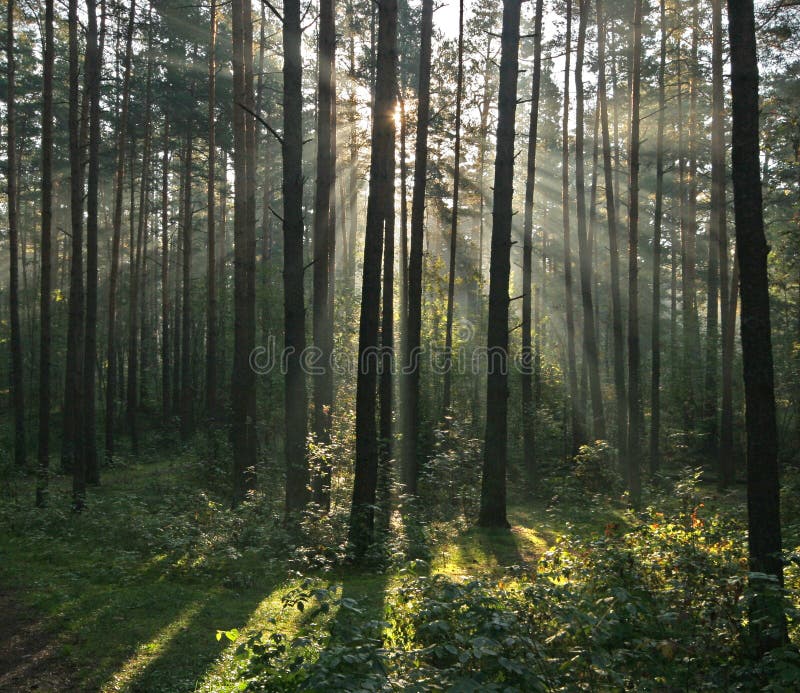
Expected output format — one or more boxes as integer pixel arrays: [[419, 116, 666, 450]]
[[571, 440, 623, 494], [418, 421, 482, 523], [232, 499, 800, 691]]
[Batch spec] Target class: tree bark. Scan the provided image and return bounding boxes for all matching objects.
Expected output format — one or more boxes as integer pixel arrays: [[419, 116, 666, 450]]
[[478, 0, 522, 529], [283, 0, 309, 514], [626, 0, 644, 506], [6, 0, 26, 471], [349, 0, 397, 556], [105, 0, 136, 462], [442, 0, 466, 417], [161, 120, 171, 422], [84, 0, 102, 484], [575, 0, 605, 441], [65, 0, 86, 506], [401, 0, 434, 495], [206, 0, 219, 421], [128, 49, 153, 456], [312, 0, 337, 509], [597, 0, 627, 464], [650, 0, 667, 474], [707, 0, 727, 465], [231, 0, 258, 506], [179, 125, 194, 440], [727, 0, 786, 651], [562, 0, 584, 451], [37, 0, 55, 505], [521, 0, 544, 473]]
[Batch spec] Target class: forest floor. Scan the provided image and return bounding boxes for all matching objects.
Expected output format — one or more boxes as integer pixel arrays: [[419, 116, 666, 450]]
[[0, 451, 757, 692]]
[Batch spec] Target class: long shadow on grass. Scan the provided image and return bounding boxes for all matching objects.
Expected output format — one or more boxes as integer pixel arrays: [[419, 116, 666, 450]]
[[311, 567, 392, 690], [107, 577, 281, 693]]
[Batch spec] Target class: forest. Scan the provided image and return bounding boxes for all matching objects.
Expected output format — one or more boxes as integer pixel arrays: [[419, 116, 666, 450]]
[[1, 0, 799, 689]]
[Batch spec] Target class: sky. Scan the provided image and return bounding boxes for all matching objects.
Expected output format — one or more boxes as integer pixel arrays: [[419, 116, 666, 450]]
[[433, 0, 468, 39]]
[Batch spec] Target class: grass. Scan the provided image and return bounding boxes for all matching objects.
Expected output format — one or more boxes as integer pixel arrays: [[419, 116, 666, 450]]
[[0, 452, 630, 692]]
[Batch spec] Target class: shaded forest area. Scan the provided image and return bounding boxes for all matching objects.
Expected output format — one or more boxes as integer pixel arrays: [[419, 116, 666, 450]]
[[2, 0, 800, 690]]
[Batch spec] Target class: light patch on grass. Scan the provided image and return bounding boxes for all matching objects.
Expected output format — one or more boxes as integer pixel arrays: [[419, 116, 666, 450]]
[[196, 581, 308, 692], [101, 598, 207, 692]]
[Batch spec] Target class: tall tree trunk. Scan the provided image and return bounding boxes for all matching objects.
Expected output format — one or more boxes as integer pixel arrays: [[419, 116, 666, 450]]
[[727, 0, 786, 651], [626, 0, 644, 506], [206, 0, 219, 421], [683, 0, 700, 425], [379, 132, 395, 463], [561, 0, 583, 450], [6, 0, 26, 470], [283, 0, 309, 514], [128, 51, 153, 456], [65, 0, 86, 506], [478, 0, 522, 529], [575, 0, 605, 440], [717, 0, 734, 488], [84, 0, 102, 484], [521, 0, 544, 473], [473, 34, 494, 431], [399, 92, 409, 336], [231, 0, 257, 506], [312, 0, 337, 509], [161, 120, 171, 421], [401, 0, 434, 495], [442, 0, 466, 417], [349, 0, 397, 556], [181, 124, 194, 442], [720, 254, 738, 484], [707, 0, 726, 464], [650, 0, 667, 474], [105, 0, 136, 462], [37, 0, 55, 505], [597, 0, 627, 464]]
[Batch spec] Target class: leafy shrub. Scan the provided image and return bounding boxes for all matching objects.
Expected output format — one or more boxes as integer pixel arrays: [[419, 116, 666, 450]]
[[232, 506, 800, 691]]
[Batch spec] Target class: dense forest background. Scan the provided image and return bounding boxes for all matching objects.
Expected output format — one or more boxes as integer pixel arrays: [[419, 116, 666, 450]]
[[1, 0, 800, 690]]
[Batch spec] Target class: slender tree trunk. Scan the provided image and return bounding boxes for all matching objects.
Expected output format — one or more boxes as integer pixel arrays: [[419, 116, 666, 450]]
[[683, 0, 700, 425], [399, 92, 409, 334], [161, 120, 171, 421], [206, 0, 218, 421], [478, 0, 522, 529], [128, 51, 153, 456], [6, 0, 26, 470], [720, 254, 738, 484], [181, 122, 194, 441], [231, 0, 257, 506], [349, 0, 397, 556], [105, 0, 136, 462], [473, 35, 494, 431], [66, 0, 86, 506], [312, 0, 337, 509], [727, 0, 786, 651], [37, 0, 55, 505], [83, 0, 102, 484], [283, 0, 309, 514], [626, 0, 644, 505], [379, 132, 395, 462], [650, 0, 667, 474], [442, 0, 466, 417], [561, 0, 583, 450], [717, 0, 734, 488], [402, 0, 434, 495], [521, 0, 544, 473], [707, 0, 727, 464], [575, 0, 605, 441], [597, 0, 627, 464]]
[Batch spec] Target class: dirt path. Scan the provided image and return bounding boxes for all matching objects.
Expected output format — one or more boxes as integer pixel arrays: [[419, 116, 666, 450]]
[[0, 590, 75, 692]]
